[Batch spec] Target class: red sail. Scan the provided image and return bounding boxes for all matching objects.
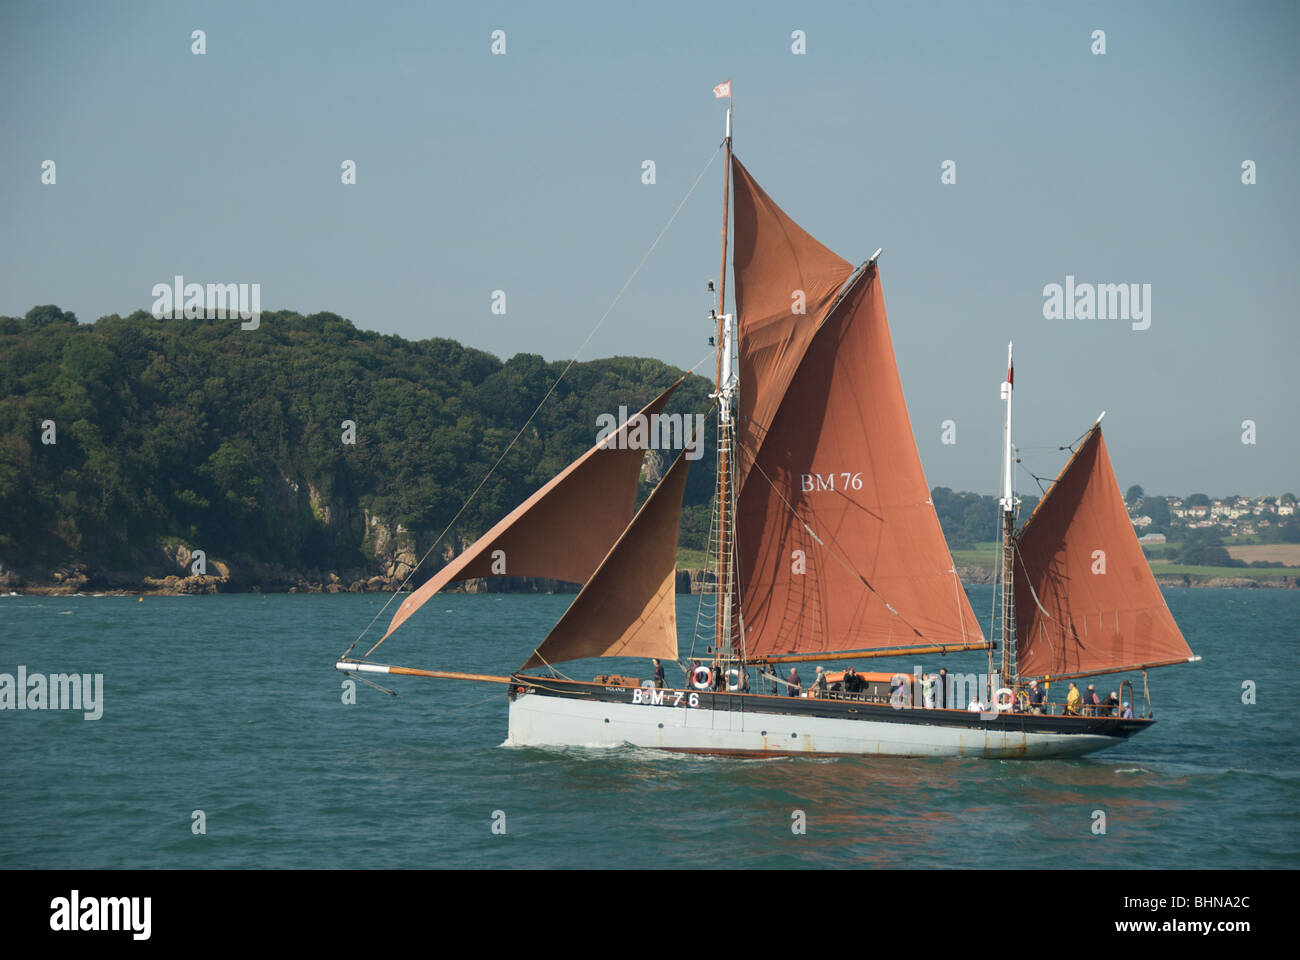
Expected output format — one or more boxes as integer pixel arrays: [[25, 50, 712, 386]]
[[377, 380, 681, 644], [522, 446, 690, 669], [736, 264, 983, 658], [1014, 425, 1194, 678], [731, 155, 856, 493]]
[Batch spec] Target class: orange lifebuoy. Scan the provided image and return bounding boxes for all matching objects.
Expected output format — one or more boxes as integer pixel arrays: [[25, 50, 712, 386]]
[[691, 666, 712, 689]]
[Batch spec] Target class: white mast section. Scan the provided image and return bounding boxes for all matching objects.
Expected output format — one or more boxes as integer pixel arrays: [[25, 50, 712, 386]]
[[1000, 341, 1015, 510], [998, 341, 1018, 687], [712, 98, 737, 660]]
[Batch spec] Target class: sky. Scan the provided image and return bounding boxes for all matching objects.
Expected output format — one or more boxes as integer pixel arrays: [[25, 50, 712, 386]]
[[2, 0, 1297, 498]]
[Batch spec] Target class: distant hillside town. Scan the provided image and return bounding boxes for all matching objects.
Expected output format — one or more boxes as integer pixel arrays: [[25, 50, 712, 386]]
[[1124, 489, 1299, 543]]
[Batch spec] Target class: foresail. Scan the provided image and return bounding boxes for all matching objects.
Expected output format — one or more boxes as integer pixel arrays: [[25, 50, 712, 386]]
[[377, 379, 682, 644], [1014, 425, 1194, 679], [736, 264, 984, 659], [731, 155, 856, 493], [521, 445, 691, 669]]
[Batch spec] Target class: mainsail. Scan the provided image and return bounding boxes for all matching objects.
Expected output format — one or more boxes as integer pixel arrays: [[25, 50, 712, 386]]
[[1014, 424, 1195, 679], [732, 184, 984, 659], [377, 380, 681, 644], [731, 156, 856, 492], [522, 445, 691, 669]]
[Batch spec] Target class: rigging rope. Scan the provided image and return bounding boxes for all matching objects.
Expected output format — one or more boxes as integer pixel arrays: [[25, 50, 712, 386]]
[[340, 144, 723, 662]]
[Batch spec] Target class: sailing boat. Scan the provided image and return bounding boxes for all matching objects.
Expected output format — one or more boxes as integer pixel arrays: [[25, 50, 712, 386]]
[[336, 95, 1199, 759]]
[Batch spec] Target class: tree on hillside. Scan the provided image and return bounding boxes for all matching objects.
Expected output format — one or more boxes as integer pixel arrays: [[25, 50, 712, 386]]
[[1124, 484, 1144, 504], [24, 305, 78, 328], [1185, 493, 1211, 507], [1143, 496, 1171, 532], [1177, 529, 1244, 567]]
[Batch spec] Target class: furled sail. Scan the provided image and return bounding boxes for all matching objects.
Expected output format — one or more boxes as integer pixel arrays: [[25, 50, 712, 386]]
[[731, 155, 856, 492], [521, 445, 691, 669], [377, 380, 682, 644], [736, 263, 984, 659], [1014, 424, 1195, 679]]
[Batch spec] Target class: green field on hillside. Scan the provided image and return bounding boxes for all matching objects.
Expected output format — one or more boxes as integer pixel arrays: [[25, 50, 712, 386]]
[[676, 548, 711, 569], [1147, 562, 1293, 580]]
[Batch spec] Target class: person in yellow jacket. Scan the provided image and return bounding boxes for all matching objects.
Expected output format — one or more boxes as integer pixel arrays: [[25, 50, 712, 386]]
[[1065, 681, 1082, 716]]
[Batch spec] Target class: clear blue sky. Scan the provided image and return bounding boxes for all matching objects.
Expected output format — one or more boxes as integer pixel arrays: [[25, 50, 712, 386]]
[[2, 0, 1296, 497]]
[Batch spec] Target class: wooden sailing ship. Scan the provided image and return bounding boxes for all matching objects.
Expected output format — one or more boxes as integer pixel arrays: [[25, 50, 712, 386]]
[[336, 94, 1199, 758]]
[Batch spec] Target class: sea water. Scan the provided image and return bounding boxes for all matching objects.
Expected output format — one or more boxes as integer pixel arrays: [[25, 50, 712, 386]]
[[1, 587, 1295, 868]]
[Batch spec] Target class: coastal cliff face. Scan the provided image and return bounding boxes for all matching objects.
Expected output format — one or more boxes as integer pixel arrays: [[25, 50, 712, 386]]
[[0, 492, 589, 595]]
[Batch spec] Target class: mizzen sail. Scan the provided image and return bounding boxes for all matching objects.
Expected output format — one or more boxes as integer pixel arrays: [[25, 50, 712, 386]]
[[521, 445, 691, 669], [731, 155, 856, 492], [736, 263, 984, 659], [1014, 424, 1195, 679], [378, 380, 682, 644]]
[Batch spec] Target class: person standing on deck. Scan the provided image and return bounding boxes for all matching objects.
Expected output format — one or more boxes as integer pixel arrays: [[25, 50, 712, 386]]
[[1027, 679, 1045, 714], [652, 658, 665, 689], [1066, 682, 1082, 716], [891, 677, 909, 707], [1084, 684, 1099, 716], [813, 666, 827, 698], [938, 667, 949, 708], [787, 667, 801, 697], [922, 673, 936, 709]]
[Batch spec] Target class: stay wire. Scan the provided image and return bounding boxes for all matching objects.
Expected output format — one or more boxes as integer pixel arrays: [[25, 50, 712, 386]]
[[340, 144, 723, 662]]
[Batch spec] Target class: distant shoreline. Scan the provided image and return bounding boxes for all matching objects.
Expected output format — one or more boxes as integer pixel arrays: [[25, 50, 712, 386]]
[[6, 566, 1297, 596]]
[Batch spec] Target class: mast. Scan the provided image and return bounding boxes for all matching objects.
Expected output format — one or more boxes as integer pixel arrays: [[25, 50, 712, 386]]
[[713, 98, 738, 660], [998, 342, 1017, 687]]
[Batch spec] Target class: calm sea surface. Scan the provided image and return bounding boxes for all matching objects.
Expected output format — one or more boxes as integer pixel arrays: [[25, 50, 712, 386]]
[[2, 587, 1296, 868]]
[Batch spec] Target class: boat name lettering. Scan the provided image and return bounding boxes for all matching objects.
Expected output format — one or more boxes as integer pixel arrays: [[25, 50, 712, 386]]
[[633, 689, 699, 708], [799, 472, 863, 493]]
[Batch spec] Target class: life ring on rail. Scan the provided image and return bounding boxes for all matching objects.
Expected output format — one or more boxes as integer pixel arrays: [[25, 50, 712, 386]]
[[994, 687, 1015, 712], [691, 666, 713, 690]]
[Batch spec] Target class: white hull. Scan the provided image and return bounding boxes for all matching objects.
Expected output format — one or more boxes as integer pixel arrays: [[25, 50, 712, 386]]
[[506, 690, 1125, 759]]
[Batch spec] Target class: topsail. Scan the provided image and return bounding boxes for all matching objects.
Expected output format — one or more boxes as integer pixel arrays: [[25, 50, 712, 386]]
[[731, 156, 856, 493]]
